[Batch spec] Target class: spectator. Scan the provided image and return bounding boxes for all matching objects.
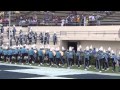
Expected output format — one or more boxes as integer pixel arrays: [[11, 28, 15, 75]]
[[61, 19, 65, 26]]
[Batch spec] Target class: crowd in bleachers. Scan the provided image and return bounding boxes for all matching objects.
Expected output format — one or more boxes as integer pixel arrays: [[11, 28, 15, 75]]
[[0, 11, 114, 26]]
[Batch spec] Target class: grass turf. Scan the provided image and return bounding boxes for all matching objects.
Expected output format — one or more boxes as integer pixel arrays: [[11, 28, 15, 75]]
[[0, 59, 120, 74]]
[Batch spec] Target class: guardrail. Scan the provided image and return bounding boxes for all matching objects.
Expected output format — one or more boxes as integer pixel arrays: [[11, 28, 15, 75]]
[[60, 30, 120, 36]]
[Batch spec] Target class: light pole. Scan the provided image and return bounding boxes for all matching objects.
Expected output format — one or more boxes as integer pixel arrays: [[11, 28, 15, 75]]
[[9, 11, 11, 47]]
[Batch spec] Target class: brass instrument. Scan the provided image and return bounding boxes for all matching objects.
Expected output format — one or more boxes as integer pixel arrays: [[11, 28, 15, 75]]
[[52, 50, 56, 56], [60, 51, 64, 56], [34, 49, 37, 53], [42, 50, 46, 54]]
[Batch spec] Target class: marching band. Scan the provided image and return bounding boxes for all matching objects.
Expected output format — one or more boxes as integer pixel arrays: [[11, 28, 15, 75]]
[[0, 44, 120, 73]]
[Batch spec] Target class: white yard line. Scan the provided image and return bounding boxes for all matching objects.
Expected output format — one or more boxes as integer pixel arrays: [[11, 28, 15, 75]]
[[1, 63, 120, 76], [20, 77, 74, 79]]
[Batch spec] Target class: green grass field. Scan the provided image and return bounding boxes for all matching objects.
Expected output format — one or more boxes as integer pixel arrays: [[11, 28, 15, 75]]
[[1, 60, 120, 74]]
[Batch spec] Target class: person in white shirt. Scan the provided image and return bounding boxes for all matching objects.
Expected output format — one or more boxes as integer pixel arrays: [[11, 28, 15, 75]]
[[61, 19, 65, 26]]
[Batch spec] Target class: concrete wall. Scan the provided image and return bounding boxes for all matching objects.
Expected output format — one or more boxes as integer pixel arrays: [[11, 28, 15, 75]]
[[4, 26, 120, 54]]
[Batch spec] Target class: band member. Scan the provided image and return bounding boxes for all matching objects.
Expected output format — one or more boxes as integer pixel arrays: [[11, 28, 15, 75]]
[[14, 46, 19, 64], [66, 49, 69, 67], [111, 50, 117, 72], [33, 45, 38, 64], [76, 47, 82, 68], [96, 48, 103, 72], [103, 49, 109, 71], [53, 32, 57, 45], [68, 47, 73, 68], [95, 48, 99, 70], [28, 47, 34, 65], [0, 47, 3, 61], [92, 48, 97, 68], [3, 46, 8, 62], [38, 46, 44, 66], [60, 46, 66, 66], [8, 47, 13, 64], [89, 45, 93, 68], [84, 46, 90, 70], [117, 52, 120, 72], [107, 47, 111, 70], [56, 47, 61, 67], [49, 47, 54, 67], [45, 46, 50, 65], [21, 45, 27, 64]]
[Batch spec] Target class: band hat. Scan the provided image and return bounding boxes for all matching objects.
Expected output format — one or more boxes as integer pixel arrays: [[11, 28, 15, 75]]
[[77, 47, 80, 51], [62, 46, 65, 51], [50, 48, 53, 51], [96, 48, 98, 52], [69, 47, 72, 51], [103, 49, 106, 53], [56, 47, 58, 51], [99, 46, 103, 51], [108, 47, 111, 51], [119, 51, 120, 55], [79, 45, 82, 49], [86, 46, 89, 50], [111, 50, 114, 54]]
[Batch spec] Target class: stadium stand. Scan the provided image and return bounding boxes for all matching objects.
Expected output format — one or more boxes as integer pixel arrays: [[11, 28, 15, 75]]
[[0, 11, 119, 26]]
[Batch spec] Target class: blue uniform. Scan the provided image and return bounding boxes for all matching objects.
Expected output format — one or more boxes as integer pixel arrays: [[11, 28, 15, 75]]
[[76, 51, 82, 67], [38, 49, 43, 57], [49, 51, 53, 59], [56, 51, 61, 66], [28, 49, 34, 56], [3, 50, 8, 55], [7, 49, 13, 56], [0, 48, 3, 60], [84, 50, 90, 69], [68, 51, 73, 59], [111, 54, 117, 71], [49, 51, 54, 66], [76, 51, 80, 60], [84, 50, 90, 60], [21, 48, 27, 54], [0, 48, 2, 54], [56, 51, 61, 59], [14, 49, 19, 54]]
